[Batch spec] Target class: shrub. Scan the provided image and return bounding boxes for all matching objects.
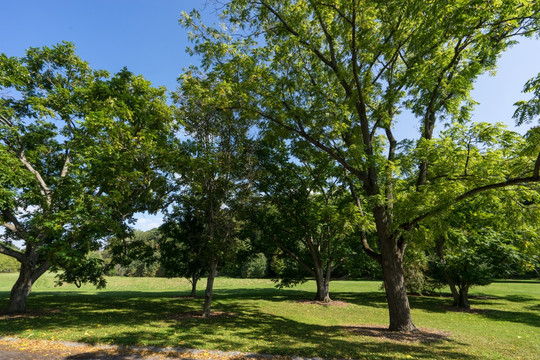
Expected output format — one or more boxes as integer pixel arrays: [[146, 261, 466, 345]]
[[241, 253, 268, 278]]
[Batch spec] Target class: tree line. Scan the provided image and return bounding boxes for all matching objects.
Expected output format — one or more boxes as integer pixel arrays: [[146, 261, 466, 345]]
[[1, 0, 540, 332]]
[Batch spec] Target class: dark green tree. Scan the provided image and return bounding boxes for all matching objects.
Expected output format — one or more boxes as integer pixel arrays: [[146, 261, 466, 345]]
[[253, 142, 359, 302], [172, 73, 255, 317], [159, 203, 207, 297]]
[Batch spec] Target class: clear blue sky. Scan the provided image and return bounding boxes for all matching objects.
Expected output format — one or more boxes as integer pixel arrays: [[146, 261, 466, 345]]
[[2, 0, 539, 231]]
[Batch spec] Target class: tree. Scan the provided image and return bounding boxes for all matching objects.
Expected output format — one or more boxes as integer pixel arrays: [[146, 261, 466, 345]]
[[180, 1, 540, 331], [429, 183, 540, 308], [172, 73, 254, 316], [253, 141, 359, 302], [0, 43, 173, 313], [159, 203, 207, 297], [105, 229, 164, 277]]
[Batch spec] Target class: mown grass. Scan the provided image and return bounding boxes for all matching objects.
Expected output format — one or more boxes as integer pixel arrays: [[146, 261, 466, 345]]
[[0, 274, 538, 359]]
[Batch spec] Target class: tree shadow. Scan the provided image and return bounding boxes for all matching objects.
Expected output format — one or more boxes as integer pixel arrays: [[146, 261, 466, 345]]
[[0, 290, 479, 360]]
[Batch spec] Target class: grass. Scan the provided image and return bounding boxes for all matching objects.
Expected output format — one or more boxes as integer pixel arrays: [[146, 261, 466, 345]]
[[0, 274, 538, 359]]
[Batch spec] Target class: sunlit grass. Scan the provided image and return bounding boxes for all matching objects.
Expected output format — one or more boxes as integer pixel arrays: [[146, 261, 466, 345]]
[[0, 273, 538, 359]]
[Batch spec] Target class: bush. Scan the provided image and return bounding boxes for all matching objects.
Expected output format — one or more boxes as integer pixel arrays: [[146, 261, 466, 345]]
[[403, 251, 442, 295], [241, 253, 268, 278]]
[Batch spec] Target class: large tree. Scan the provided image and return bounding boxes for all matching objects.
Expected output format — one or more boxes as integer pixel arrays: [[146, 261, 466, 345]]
[[0, 43, 173, 313], [180, 1, 540, 331]]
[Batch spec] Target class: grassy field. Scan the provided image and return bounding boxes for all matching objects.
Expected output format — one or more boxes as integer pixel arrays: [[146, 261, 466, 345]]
[[0, 274, 538, 359]]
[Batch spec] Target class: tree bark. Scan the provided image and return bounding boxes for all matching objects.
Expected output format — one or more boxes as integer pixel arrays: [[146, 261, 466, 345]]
[[203, 256, 218, 318], [448, 279, 460, 307], [314, 267, 331, 303], [457, 285, 470, 309], [378, 233, 416, 332], [4, 258, 49, 314]]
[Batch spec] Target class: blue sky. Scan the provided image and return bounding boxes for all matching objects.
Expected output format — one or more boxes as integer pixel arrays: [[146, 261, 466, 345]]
[[2, 0, 540, 231]]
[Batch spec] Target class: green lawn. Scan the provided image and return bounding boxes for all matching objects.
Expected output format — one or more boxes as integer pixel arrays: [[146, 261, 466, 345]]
[[0, 274, 538, 359]]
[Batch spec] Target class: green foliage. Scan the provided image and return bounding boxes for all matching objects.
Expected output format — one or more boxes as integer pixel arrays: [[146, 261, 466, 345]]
[[240, 252, 268, 278], [0, 42, 174, 294], [251, 141, 359, 291], [431, 229, 526, 288], [105, 229, 165, 277], [514, 72, 540, 125], [158, 206, 207, 282], [402, 250, 442, 295]]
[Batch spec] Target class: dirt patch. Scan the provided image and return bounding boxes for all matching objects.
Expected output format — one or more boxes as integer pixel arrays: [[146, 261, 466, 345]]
[[344, 325, 450, 343], [0, 308, 62, 319], [443, 306, 490, 314], [293, 300, 350, 307], [167, 311, 236, 320]]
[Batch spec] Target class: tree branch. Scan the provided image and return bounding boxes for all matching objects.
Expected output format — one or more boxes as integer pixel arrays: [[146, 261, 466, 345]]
[[0, 242, 24, 262], [402, 175, 540, 231]]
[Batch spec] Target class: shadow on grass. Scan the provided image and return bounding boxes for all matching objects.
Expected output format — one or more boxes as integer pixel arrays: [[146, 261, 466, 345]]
[[0, 290, 478, 360]]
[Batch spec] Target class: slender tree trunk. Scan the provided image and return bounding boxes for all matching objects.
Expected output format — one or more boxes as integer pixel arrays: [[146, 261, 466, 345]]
[[190, 274, 198, 297], [203, 256, 218, 318], [314, 266, 331, 303], [435, 236, 460, 306], [457, 285, 470, 309], [4, 257, 49, 314]]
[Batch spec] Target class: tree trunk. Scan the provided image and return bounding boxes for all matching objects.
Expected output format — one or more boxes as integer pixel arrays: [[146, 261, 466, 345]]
[[6, 272, 33, 314], [378, 235, 416, 332], [457, 285, 470, 309], [435, 236, 460, 307], [314, 267, 331, 303], [190, 274, 198, 297], [203, 257, 218, 318], [448, 279, 460, 307], [4, 258, 49, 314]]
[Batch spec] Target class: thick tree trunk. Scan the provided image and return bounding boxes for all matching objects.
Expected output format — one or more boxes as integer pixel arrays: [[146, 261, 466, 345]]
[[4, 258, 49, 314], [314, 267, 331, 303], [6, 272, 33, 314], [457, 285, 470, 309], [203, 257, 218, 318], [190, 274, 198, 298], [378, 234, 416, 332]]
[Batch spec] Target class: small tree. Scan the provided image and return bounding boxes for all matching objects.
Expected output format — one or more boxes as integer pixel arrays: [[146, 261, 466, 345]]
[[159, 204, 207, 297], [172, 72, 254, 316], [253, 142, 359, 302]]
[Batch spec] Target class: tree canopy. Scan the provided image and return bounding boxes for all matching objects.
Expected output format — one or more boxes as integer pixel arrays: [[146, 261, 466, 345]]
[[0, 42, 174, 313], [179, 0, 540, 331]]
